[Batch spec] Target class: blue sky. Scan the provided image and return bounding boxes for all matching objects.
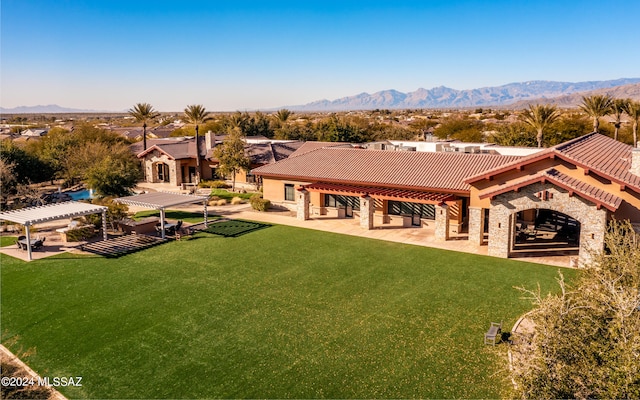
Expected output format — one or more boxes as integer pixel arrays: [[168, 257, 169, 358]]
[[1, 0, 639, 111]]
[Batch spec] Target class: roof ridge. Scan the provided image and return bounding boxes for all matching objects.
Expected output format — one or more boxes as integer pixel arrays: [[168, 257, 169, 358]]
[[553, 131, 599, 151]]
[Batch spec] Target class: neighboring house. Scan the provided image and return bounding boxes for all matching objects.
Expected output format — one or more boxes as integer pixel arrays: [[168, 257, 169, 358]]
[[21, 128, 48, 137], [253, 133, 640, 265], [133, 136, 209, 186], [132, 132, 304, 187]]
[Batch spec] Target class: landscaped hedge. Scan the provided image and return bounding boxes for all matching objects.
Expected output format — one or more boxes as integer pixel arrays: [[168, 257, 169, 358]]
[[199, 180, 230, 189], [250, 195, 270, 211], [66, 226, 96, 242]]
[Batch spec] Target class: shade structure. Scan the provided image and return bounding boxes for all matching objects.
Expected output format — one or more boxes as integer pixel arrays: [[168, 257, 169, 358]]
[[0, 201, 108, 261], [114, 192, 209, 238], [304, 182, 455, 204]]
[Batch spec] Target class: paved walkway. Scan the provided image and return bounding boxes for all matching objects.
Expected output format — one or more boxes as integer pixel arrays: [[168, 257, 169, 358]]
[[177, 203, 573, 268]]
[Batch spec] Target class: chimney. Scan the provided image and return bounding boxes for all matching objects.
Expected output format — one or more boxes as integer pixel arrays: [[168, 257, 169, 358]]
[[631, 147, 640, 176], [205, 130, 215, 150]]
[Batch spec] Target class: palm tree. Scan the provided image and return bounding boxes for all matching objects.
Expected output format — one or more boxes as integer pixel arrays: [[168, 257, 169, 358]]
[[579, 94, 614, 133], [610, 98, 629, 141], [519, 104, 560, 148], [128, 103, 160, 151], [183, 104, 211, 183], [274, 109, 292, 125], [623, 100, 640, 148]]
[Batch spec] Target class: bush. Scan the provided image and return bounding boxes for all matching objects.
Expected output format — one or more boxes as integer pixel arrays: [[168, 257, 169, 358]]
[[250, 194, 270, 211], [216, 199, 227, 206], [231, 196, 243, 205], [199, 180, 230, 189]]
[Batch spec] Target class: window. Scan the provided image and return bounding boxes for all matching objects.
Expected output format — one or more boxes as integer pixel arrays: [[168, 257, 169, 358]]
[[284, 184, 295, 201], [388, 201, 435, 219], [324, 194, 360, 210]]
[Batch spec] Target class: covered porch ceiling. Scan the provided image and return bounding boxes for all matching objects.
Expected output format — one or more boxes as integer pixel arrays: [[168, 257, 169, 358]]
[[303, 182, 456, 204]]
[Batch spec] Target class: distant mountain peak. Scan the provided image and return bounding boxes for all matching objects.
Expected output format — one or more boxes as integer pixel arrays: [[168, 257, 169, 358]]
[[286, 78, 640, 111], [0, 104, 99, 114]]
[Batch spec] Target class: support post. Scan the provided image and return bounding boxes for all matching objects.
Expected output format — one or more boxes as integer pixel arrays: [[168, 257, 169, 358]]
[[468, 207, 485, 245], [296, 188, 310, 221], [25, 223, 33, 261], [204, 201, 208, 228], [160, 208, 166, 239], [359, 195, 374, 230], [102, 210, 108, 240], [435, 203, 450, 241]]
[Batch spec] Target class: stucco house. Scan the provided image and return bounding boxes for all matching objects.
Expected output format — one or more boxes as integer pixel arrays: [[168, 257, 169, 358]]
[[252, 133, 640, 265], [132, 132, 304, 188]]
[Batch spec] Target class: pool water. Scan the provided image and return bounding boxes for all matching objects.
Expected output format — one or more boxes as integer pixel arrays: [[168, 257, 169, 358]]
[[68, 189, 94, 200]]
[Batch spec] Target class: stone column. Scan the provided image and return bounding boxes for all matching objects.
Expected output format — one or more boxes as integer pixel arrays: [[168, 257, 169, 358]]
[[296, 188, 310, 221], [487, 207, 510, 258], [468, 207, 485, 245], [360, 195, 374, 230], [578, 207, 607, 266], [435, 203, 450, 241]]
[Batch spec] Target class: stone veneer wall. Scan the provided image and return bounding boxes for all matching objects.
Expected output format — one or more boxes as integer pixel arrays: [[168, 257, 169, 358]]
[[359, 196, 374, 230], [488, 182, 608, 266], [296, 189, 310, 221], [467, 207, 485, 245], [434, 204, 450, 241]]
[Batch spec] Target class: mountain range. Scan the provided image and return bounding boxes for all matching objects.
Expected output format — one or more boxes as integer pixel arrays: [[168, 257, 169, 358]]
[[0, 104, 101, 114], [3, 78, 640, 113], [286, 78, 640, 111]]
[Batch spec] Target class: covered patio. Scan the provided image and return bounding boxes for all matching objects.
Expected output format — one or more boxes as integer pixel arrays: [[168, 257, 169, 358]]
[[0, 201, 108, 261], [296, 182, 458, 241], [114, 192, 210, 239]]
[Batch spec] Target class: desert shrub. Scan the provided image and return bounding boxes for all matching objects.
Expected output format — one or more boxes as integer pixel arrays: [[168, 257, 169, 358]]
[[250, 194, 270, 211], [231, 196, 244, 205], [216, 199, 227, 206], [199, 180, 230, 189]]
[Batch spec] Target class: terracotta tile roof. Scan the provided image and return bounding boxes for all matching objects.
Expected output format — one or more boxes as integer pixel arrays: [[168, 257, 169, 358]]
[[479, 168, 623, 211], [304, 182, 455, 204], [208, 141, 304, 165], [465, 133, 640, 192], [288, 141, 353, 158], [132, 137, 206, 159], [253, 147, 521, 193]]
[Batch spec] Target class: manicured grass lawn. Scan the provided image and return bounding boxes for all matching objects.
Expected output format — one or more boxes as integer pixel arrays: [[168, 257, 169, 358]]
[[0, 235, 18, 247], [133, 210, 218, 223], [0, 223, 574, 398]]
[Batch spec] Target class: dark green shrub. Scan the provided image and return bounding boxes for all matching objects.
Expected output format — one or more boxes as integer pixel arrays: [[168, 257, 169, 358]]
[[250, 194, 270, 211]]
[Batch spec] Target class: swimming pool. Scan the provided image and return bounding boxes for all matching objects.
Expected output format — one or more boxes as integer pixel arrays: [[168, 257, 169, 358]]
[[68, 189, 95, 200]]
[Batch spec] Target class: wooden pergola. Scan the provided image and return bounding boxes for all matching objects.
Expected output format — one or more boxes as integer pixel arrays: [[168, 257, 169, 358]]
[[0, 201, 108, 261], [114, 192, 209, 239]]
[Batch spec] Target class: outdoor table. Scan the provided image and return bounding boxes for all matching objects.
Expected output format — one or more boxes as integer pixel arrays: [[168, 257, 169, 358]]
[[18, 238, 39, 250]]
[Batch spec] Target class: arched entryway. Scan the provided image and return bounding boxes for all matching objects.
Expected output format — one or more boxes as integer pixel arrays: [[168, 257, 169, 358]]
[[511, 208, 580, 257], [487, 183, 608, 266]]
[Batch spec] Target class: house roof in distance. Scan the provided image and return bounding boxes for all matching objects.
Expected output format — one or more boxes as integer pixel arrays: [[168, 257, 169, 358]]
[[465, 133, 640, 192], [253, 147, 521, 193]]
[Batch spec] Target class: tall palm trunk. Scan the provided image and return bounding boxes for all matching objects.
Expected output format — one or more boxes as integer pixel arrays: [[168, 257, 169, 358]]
[[143, 122, 147, 151], [195, 125, 201, 184], [537, 128, 543, 148]]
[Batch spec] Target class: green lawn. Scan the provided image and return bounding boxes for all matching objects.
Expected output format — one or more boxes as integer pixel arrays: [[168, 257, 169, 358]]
[[132, 210, 218, 223], [0, 235, 18, 247], [0, 223, 573, 399]]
